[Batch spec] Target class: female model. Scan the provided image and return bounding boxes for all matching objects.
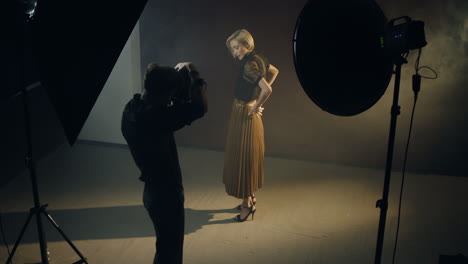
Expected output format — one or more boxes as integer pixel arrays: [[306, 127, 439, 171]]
[[223, 29, 279, 222]]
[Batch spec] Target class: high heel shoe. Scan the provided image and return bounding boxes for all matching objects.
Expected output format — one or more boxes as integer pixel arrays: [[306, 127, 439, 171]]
[[235, 205, 256, 222], [236, 195, 256, 210]]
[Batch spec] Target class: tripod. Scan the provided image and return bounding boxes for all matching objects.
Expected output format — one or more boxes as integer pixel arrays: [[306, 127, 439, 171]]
[[373, 54, 408, 264], [6, 5, 88, 264]]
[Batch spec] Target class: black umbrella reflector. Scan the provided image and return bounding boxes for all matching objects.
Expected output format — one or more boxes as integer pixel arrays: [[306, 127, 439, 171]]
[[293, 0, 393, 116], [30, 0, 148, 145]]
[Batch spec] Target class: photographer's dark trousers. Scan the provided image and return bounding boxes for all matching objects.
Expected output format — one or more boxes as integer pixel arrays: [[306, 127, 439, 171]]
[[143, 183, 185, 264]]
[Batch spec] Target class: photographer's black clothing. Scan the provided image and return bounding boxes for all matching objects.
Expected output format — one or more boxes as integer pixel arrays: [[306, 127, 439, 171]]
[[136, 101, 204, 185], [122, 94, 205, 264], [122, 96, 205, 185], [235, 51, 269, 102], [143, 182, 184, 264]]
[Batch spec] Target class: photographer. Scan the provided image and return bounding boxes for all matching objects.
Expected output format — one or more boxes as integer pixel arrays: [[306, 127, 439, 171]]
[[121, 62, 207, 264]]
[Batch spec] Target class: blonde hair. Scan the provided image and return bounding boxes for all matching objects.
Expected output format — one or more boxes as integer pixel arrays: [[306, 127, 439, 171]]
[[226, 29, 255, 56]]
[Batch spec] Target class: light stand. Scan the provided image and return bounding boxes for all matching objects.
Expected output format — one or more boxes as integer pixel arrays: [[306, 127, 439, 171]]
[[292, 1, 427, 262], [5, 3, 88, 264], [373, 16, 427, 263], [374, 55, 407, 264]]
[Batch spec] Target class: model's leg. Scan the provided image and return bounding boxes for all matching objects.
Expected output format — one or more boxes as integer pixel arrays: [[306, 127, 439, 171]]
[[238, 196, 255, 219]]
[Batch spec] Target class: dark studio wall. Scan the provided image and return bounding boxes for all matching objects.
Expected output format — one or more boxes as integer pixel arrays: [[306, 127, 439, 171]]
[[139, 0, 468, 176]]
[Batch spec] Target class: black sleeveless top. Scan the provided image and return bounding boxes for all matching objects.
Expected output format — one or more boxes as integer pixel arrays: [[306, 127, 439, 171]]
[[234, 51, 270, 102]]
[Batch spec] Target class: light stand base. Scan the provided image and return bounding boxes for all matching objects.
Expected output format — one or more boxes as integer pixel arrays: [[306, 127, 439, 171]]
[[5, 203, 88, 264]]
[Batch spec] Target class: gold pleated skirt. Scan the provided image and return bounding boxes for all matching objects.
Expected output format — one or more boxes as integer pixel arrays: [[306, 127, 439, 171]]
[[223, 98, 265, 199]]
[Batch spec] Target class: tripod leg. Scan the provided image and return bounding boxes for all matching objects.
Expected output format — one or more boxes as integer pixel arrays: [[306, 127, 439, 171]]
[[41, 211, 88, 264], [5, 211, 34, 264], [36, 209, 49, 264]]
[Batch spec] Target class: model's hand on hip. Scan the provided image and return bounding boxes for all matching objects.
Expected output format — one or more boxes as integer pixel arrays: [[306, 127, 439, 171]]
[[248, 104, 264, 117]]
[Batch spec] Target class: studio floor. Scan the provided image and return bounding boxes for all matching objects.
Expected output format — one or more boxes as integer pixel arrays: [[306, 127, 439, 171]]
[[0, 142, 467, 264]]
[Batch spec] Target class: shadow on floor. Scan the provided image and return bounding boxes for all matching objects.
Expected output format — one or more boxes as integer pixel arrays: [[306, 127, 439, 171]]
[[0, 205, 240, 244]]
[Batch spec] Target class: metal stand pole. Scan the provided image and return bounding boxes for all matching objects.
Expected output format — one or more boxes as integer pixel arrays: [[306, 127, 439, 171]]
[[374, 55, 407, 264], [6, 8, 88, 264]]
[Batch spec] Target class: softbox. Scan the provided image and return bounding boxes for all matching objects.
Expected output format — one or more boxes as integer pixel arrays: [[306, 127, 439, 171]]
[[30, 0, 148, 145]]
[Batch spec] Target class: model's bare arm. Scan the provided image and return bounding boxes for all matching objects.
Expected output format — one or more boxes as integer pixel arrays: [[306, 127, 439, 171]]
[[266, 64, 279, 86], [249, 78, 272, 116]]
